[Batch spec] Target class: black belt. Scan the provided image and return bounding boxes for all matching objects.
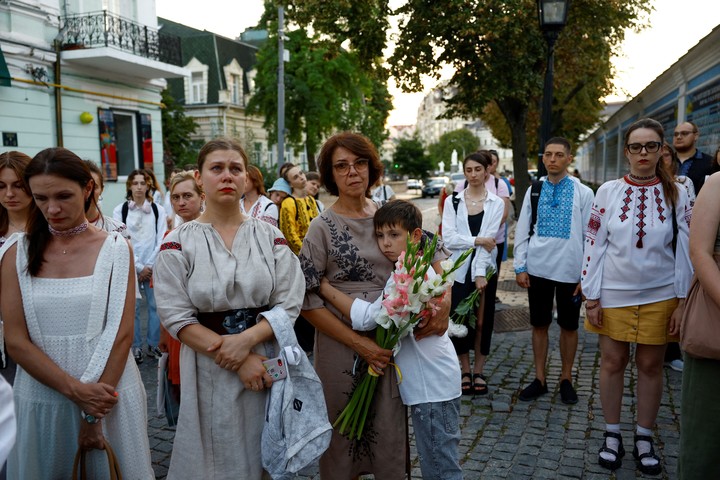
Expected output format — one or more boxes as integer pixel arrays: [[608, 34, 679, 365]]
[[197, 307, 267, 335]]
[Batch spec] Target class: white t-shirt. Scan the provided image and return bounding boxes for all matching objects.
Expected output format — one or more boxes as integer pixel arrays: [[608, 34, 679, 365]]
[[349, 269, 461, 406], [371, 185, 396, 205]]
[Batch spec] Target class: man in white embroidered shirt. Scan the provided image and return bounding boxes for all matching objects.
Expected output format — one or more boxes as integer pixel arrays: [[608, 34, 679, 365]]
[[514, 137, 594, 404]]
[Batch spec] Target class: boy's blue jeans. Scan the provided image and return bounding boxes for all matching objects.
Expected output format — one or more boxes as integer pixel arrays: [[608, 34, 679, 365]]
[[411, 397, 463, 480], [133, 280, 160, 349]]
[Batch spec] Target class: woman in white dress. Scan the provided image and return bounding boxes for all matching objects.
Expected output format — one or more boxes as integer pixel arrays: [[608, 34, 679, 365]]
[[0, 147, 153, 479], [0, 151, 34, 386], [154, 137, 304, 479]]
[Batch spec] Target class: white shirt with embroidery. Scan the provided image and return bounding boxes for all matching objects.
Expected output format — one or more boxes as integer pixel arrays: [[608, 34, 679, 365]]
[[514, 175, 594, 283], [240, 194, 279, 227], [581, 176, 692, 307]]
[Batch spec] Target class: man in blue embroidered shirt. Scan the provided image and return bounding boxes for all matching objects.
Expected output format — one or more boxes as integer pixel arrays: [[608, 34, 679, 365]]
[[513, 137, 595, 404]]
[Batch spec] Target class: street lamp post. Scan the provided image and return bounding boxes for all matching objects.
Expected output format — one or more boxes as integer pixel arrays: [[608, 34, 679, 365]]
[[536, 0, 569, 178]]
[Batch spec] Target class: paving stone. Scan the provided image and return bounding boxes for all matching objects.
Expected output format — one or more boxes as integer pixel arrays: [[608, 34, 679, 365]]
[[134, 247, 682, 480]]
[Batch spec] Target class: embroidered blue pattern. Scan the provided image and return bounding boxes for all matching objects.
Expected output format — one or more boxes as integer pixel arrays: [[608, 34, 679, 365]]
[[537, 176, 574, 239]]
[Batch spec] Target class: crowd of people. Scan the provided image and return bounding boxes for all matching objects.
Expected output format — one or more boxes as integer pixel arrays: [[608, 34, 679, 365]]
[[0, 118, 718, 479]]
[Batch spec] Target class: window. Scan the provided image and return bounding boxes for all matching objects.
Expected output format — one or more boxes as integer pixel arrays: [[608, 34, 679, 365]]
[[231, 74, 242, 104], [190, 71, 206, 104], [97, 108, 150, 180]]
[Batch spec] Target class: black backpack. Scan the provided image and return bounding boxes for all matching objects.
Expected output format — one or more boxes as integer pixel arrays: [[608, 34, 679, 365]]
[[121, 201, 159, 234]]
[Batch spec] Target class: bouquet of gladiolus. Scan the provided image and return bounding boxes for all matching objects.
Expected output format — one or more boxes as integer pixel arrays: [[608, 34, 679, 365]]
[[450, 266, 497, 328], [333, 233, 472, 440]]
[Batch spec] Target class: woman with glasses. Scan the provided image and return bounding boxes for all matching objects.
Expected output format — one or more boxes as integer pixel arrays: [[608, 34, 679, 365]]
[[582, 118, 692, 475], [299, 132, 450, 479]]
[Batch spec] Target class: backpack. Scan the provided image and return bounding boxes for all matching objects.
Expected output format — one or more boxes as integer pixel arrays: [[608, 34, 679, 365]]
[[261, 314, 332, 478], [121, 201, 159, 234]]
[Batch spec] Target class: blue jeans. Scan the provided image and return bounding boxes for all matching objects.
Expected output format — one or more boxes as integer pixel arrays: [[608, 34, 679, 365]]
[[411, 397, 463, 480], [134, 280, 160, 349]]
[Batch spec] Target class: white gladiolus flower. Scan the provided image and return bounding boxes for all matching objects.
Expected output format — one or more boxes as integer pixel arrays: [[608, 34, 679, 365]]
[[440, 258, 454, 272], [447, 321, 468, 338]]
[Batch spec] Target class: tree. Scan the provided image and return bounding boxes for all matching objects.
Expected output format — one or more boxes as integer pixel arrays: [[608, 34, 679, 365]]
[[390, 0, 651, 206], [160, 88, 199, 174], [250, 3, 392, 168], [427, 129, 480, 169], [393, 137, 432, 179]]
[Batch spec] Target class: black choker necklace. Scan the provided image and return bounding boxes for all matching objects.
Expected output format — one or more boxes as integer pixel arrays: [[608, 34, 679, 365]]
[[628, 173, 657, 181]]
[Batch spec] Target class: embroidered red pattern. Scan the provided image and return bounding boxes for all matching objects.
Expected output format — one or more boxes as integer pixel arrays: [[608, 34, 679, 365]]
[[635, 187, 648, 248], [160, 241, 182, 251], [654, 187, 666, 222], [274, 238, 288, 246]]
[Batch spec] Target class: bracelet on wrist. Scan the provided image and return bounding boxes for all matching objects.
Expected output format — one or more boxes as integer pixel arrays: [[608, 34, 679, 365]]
[[585, 302, 600, 311]]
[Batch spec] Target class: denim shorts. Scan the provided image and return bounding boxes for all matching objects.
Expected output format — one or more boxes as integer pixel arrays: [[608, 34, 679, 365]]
[[411, 397, 463, 480]]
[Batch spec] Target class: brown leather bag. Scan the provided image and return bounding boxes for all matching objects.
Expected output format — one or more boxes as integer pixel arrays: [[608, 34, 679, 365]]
[[72, 440, 123, 480], [680, 256, 720, 360]]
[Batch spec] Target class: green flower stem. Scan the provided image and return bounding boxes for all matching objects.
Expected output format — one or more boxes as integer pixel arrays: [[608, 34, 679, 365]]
[[355, 376, 378, 439]]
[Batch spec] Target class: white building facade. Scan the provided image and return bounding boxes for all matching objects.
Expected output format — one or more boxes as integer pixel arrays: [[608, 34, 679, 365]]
[[0, 0, 187, 208]]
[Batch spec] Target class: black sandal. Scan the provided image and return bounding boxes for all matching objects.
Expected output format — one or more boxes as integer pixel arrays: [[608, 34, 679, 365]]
[[598, 431, 625, 470], [461, 372, 473, 395], [473, 373, 488, 395], [633, 434, 662, 475]]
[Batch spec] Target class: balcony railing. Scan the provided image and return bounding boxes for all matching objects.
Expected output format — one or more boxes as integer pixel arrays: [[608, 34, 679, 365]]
[[59, 11, 182, 66]]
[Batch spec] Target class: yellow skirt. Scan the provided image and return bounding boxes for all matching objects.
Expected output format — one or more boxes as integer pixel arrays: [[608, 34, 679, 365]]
[[584, 298, 679, 345]]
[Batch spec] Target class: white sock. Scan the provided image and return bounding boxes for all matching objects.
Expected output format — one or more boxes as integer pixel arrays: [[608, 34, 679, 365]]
[[600, 424, 621, 462], [636, 425, 658, 467]]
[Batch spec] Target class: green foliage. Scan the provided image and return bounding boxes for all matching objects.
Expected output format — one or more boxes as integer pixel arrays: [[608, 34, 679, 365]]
[[160, 88, 199, 173], [249, 3, 392, 168], [255, 163, 278, 192], [393, 137, 432, 178], [390, 0, 652, 206], [427, 129, 480, 169]]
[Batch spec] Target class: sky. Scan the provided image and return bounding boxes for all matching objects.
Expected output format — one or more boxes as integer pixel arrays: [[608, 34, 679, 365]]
[[156, 0, 718, 126]]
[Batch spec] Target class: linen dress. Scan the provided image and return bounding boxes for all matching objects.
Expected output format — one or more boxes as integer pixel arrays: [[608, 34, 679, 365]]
[[7, 233, 153, 479], [153, 218, 304, 480], [299, 209, 407, 480]]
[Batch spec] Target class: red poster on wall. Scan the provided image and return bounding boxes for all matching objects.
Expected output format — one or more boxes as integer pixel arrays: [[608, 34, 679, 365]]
[[138, 113, 153, 171], [98, 108, 118, 180]]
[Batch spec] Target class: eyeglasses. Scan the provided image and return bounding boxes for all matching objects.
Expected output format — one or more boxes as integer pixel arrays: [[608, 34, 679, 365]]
[[673, 130, 697, 138], [627, 142, 662, 154], [333, 158, 370, 175]]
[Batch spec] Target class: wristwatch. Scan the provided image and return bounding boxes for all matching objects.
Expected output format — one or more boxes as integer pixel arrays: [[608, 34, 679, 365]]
[[81, 411, 100, 424]]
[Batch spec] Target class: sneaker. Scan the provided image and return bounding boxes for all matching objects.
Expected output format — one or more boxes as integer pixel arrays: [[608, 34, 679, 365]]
[[147, 345, 163, 359], [559, 379, 578, 405], [667, 359, 684, 372], [132, 347, 144, 364], [518, 378, 548, 401]]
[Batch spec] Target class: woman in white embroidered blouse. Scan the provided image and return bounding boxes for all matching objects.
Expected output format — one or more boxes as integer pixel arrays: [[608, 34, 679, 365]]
[[241, 164, 278, 227], [1, 148, 152, 478], [581, 118, 692, 475]]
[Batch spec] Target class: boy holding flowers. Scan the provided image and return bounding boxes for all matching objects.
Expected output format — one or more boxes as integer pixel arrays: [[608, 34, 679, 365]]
[[319, 200, 463, 480]]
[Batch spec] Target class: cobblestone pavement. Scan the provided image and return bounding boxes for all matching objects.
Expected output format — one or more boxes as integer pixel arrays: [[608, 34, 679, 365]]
[[137, 200, 682, 479]]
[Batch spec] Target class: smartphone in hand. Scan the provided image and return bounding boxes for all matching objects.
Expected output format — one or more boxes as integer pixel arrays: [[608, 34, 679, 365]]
[[262, 356, 287, 382]]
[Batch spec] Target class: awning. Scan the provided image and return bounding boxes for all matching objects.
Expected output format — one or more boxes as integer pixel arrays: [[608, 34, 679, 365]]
[[0, 45, 10, 87]]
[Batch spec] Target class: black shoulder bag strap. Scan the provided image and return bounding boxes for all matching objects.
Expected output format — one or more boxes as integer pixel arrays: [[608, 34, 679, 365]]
[[122, 201, 158, 233], [671, 202, 678, 256], [529, 180, 543, 237], [452, 191, 460, 214]]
